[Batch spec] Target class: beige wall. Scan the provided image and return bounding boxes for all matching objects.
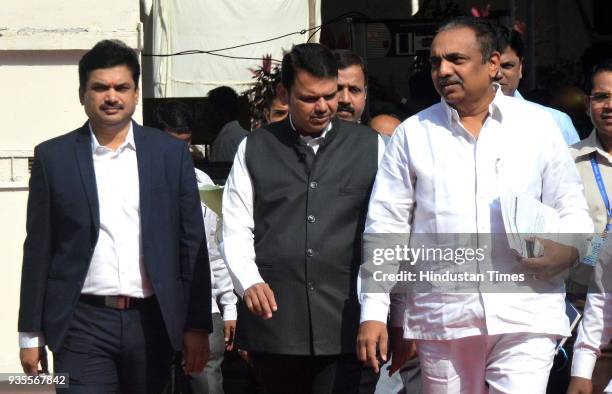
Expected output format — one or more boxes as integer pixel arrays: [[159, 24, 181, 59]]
[[0, 0, 141, 373]]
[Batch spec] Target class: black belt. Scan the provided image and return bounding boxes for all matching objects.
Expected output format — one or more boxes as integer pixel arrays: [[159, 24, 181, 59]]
[[79, 294, 155, 310]]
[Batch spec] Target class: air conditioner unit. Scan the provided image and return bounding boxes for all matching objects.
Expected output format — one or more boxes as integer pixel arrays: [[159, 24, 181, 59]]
[[348, 18, 438, 59]]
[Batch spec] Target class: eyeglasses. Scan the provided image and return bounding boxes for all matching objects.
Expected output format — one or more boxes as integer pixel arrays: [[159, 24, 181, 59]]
[[589, 92, 612, 106]]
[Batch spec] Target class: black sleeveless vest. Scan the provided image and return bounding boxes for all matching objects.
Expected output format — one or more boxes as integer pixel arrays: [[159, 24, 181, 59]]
[[235, 117, 379, 355]]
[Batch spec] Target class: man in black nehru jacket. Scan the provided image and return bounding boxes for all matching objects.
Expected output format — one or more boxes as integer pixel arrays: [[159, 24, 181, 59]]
[[221, 43, 384, 393]]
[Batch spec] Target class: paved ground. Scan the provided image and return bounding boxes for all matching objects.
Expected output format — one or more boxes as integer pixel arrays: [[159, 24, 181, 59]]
[[0, 381, 54, 393]]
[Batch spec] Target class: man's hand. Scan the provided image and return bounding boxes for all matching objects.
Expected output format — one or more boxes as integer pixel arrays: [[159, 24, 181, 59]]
[[243, 282, 277, 319], [388, 326, 417, 376], [20, 347, 47, 375], [238, 349, 253, 367], [567, 376, 592, 394], [356, 320, 388, 373], [522, 238, 579, 278], [224, 320, 237, 351], [182, 329, 210, 375]]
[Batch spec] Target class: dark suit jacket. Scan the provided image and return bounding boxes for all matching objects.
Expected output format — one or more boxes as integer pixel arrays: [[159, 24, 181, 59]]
[[18, 121, 212, 352]]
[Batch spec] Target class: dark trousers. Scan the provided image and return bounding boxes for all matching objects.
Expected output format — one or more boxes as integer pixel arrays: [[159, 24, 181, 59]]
[[53, 297, 174, 394], [251, 353, 378, 394]]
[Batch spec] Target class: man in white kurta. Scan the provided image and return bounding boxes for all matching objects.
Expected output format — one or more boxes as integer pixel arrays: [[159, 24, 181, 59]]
[[356, 17, 593, 394]]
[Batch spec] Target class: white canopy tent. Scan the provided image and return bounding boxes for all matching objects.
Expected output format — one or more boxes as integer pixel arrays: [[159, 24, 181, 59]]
[[142, 0, 321, 98]]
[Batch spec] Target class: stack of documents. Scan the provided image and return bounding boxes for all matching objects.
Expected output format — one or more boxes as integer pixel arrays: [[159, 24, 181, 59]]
[[500, 193, 561, 258]]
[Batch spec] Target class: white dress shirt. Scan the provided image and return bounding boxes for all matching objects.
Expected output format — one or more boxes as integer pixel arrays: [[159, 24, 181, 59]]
[[20, 122, 151, 348], [81, 122, 152, 297], [572, 291, 612, 379], [222, 117, 386, 297], [195, 168, 237, 321], [359, 87, 594, 340]]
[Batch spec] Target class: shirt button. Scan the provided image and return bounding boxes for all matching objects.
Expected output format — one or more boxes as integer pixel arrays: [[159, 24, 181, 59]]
[[306, 248, 314, 257], [307, 281, 315, 291], [307, 214, 316, 223], [310, 181, 318, 189]]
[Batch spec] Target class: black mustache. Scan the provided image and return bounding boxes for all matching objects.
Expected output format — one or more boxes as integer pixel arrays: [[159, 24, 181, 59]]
[[439, 77, 462, 86], [337, 104, 355, 114]]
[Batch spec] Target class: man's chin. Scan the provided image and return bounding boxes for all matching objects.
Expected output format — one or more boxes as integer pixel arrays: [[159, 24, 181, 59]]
[[93, 114, 133, 128], [304, 119, 331, 134], [442, 94, 460, 105], [336, 112, 355, 122]]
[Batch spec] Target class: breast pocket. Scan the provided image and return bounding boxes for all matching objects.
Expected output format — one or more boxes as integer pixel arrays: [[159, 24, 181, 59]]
[[496, 157, 543, 197]]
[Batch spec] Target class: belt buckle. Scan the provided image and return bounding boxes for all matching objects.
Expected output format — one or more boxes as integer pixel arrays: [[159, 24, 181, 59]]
[[105, 295, 130, 309]]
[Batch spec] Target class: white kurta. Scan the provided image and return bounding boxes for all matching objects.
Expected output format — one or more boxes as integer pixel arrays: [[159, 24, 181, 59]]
[[359, 87, 594, 340]]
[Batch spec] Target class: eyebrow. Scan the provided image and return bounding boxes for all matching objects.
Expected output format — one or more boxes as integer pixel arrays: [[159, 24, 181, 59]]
[[430, 52, 467, 61], [89, 81, 109, 87], [299, 91, 337, 99]]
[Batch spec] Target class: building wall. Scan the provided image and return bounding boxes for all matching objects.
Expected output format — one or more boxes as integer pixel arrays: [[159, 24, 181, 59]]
[[0, 0, 141, 373]]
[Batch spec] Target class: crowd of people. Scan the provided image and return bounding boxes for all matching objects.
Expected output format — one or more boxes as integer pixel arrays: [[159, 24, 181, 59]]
[[17, 15, 611, 394]]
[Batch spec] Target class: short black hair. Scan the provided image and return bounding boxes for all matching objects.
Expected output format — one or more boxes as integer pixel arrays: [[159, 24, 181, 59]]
[[495, 25, 524, 59], [586, 58, 612, 93], [438, 17, 498, 63], [79, 39, 140, 89], [208, 86, 240, 121], [332, 49, 368, 84], [281, 43, 338, 92], [263, 88, 280, 109], [154, 101, 193, 134]]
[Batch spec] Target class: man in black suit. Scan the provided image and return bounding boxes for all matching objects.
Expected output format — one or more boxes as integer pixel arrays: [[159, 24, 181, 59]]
[[18, 39, 212, 393]]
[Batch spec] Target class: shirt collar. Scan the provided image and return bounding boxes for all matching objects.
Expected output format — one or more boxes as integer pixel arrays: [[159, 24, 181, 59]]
[[513, 90, 524, 100], [440, 84, 504, 128], [89, 122, 136, 153], [574, 128, 612, 163], [289, 114, 332, 142]]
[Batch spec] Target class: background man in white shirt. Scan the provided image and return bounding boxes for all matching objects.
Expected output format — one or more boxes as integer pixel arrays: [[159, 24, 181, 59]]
[[18, 40, 212, 393], [357, 17, 593, 394], [155, 100, 238, 394], [567, 58, 612, 394], [494, 26, 580, 145]]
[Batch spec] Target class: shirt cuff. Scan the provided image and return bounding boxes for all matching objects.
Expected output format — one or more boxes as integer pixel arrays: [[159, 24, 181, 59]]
[[571, 350, 597, 379], [19, 332, 45, 349], [233, 270, 264, 298], [360, 298, 389, 324], [222, 304, 238, 321]]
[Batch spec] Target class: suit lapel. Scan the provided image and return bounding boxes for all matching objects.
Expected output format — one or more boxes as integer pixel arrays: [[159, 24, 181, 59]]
[[74, 123, 100, 233], [134, 122, 152, 238]]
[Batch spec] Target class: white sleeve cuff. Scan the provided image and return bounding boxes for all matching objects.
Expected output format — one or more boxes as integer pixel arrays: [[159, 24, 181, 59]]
[[19, 332, 45, 349], [222, 304, 238, 321], [571, 350, 597, 379], [233, 270, 264, 298], [360, 298, 389, 324]]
